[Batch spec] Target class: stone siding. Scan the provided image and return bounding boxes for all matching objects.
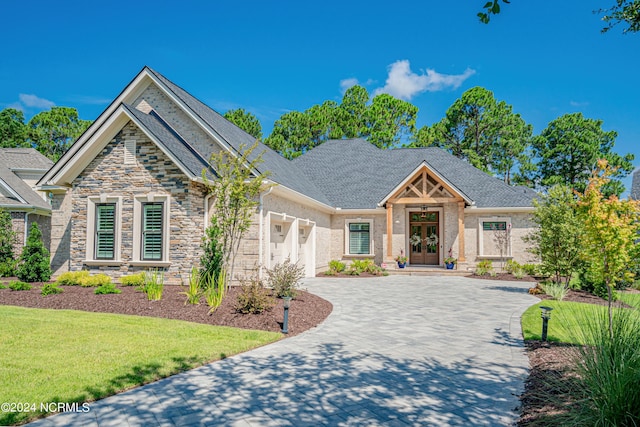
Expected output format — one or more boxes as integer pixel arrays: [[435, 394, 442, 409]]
[[69, 121, 206, 284], [10, 212, 51, 257]]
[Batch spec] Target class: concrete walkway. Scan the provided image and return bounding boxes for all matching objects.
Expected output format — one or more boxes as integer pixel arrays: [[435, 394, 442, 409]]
[[29, 276, 539, 426]]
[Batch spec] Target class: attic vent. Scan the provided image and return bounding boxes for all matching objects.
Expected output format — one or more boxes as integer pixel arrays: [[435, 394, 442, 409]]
[[274, 224, 282, 233], [299, 228, 305, 237], [124, 139, 136, 164]]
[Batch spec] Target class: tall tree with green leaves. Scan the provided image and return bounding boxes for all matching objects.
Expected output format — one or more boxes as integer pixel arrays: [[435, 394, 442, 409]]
[[223, 108, 263, 140], [202, 141, 270, 285], [265, 85, 417, 157], [577, 159, 640, 337], [412, 86, 532, 181], [532, 112, 634, 196], [524, 185, 583, 286], [0, 209, 16, 273], [0, 108, 29, 148], [27, 106, 91, 161], [16, 222, 51, 283]]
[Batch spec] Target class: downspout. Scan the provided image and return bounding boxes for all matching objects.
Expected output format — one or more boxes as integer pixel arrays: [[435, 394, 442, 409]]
[[258, 185, 274, 280], [203, 194, 213, 232]]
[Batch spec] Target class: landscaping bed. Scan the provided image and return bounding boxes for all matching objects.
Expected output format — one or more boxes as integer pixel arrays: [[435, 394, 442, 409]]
[[0, 282, 332, 336]]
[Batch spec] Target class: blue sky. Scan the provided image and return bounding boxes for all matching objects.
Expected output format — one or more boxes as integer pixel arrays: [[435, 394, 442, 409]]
[[1, 1, 638, 193]]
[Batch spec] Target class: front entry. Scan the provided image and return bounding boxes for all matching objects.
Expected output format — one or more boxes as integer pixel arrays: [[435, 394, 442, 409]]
[[409, 212, 439, 265]]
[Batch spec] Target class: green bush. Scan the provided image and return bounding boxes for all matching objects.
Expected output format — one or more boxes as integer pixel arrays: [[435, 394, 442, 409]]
[[55, 271, 90, 286], [328, 260, 346, 273], [16, 223, 51, 283], [475, 260, 494, 276], [9, 280, 31, 291], [266, 258, 305, 298], [235, 277, 274, 314], [120, 272, 145, 287], [522, 263, 540, 276], [0, 283, 6, 289], [78, 274, 112, 288], [94, 283, 121, 295], [504, 260, 521, 274], [41, 283, 63, 296], [0, 260, 16, 278], [142, 269, 164, 301]]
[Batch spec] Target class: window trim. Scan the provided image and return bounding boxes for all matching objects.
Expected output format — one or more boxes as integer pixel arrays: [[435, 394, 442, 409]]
[[344, 219, 374, 256], [132, 194, 170, 266], [85, 196, 122, 265], [478, 216, 512, 258]]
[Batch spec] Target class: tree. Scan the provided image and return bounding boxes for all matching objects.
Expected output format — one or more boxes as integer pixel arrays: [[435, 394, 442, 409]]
[[478, 0, 640, 34], [0, 108, 29, 148], [16, 222, 51, 282], [223, 108, 263, 140], [532, 112, 634, 197], [202, 141, 270, 286], [27, 106, 91, 161], [412, 87, 532, 180], [577, 159, 640, 337], [265, 85, 417, 157], [524, 185, 584, 286]]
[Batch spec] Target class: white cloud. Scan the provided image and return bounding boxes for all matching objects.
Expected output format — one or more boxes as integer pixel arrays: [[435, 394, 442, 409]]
[[570, 100, 589, 107], [373, 60, 476, 100], [339, 78, 359, 94], [19, 93, 55, 109]]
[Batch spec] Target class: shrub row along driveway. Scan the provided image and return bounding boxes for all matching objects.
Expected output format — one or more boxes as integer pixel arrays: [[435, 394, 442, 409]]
[[29, 276, 538, 426]]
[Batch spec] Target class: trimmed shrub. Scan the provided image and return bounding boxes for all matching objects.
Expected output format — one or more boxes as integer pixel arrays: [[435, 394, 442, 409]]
[[0, 260, 16, 278], [504, 260, 521, 274], [41, 283, 63, 296], [9, 280, 31, 291], [16, 223, 51, 283], [56, 271, 91, 286], [94, 283, 121, 295], [78, 274, 111, 288], [120, 272, 145, 287]]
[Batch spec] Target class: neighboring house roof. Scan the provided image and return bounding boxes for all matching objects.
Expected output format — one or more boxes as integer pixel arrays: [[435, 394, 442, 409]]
[[632, 168, 640, 200], [292, 139, 536, 209], [0, 148, 52, 212]]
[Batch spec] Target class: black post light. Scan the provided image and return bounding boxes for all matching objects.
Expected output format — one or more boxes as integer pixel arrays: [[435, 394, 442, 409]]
[[282, 296, 292, 334], [540, 306, 553, 342]]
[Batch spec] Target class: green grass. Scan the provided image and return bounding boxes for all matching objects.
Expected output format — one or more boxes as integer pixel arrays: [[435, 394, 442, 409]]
[[521, 300, 610, 344], [619, 292, 640, 309], [0, 306, 281, 425]]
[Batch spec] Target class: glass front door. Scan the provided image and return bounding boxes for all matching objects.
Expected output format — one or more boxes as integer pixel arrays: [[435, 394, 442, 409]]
[[409, 212, 439, 265]]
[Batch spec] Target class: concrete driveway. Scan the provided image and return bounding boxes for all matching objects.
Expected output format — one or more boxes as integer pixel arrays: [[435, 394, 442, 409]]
[[29, 276, 539, 426]]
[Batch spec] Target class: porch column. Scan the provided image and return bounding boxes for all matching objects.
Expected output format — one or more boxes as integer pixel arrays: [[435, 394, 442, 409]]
[[386, 202, 393, 258], [458, 201, 466, 262]]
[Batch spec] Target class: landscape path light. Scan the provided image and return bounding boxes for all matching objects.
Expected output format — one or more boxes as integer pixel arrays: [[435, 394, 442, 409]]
[[282, 296, 292, 334], [540, 306, 553, 342]]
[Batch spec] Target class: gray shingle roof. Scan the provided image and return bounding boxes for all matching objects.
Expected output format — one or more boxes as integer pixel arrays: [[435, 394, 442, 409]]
[[0, 149, 52, 211], [146, 67, 331, 205], [632, 168, 640, 200], [292, 139, 536, 209]]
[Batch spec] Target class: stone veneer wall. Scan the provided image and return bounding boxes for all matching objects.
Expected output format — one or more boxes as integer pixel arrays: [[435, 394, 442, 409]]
[[133, 84, 223, 159], [69, 121, 206, 284]]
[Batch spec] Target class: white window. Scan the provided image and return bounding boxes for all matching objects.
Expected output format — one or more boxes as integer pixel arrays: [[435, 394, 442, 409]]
[[345, 219, 374, 256], [132, 194, 170, 266], [85, 196, 122, 264], [478, 217, 512, 258]]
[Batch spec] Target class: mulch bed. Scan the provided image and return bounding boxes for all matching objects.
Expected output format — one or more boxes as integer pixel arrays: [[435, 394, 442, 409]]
[[0, 282, 332, 336]]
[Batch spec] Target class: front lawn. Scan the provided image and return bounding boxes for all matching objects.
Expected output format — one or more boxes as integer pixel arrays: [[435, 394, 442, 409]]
[[0, 305, 281, 425]]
